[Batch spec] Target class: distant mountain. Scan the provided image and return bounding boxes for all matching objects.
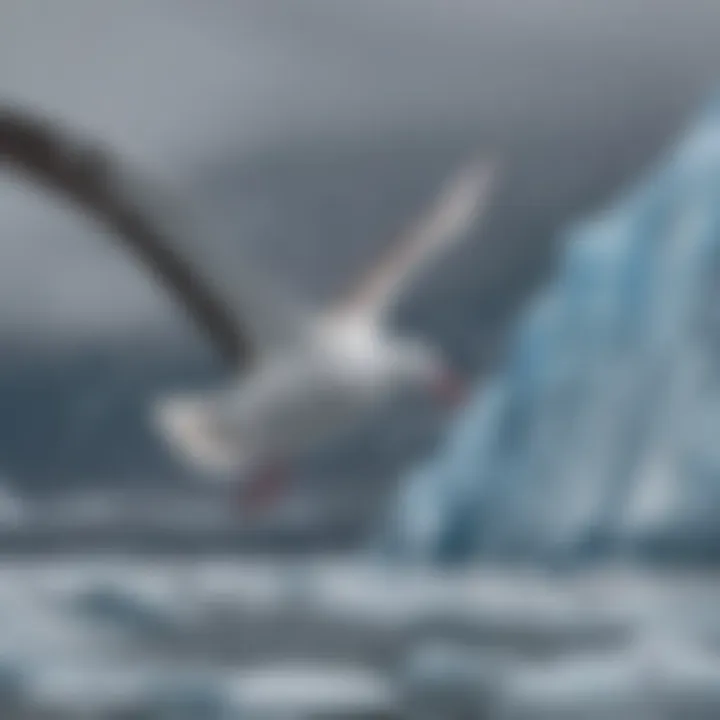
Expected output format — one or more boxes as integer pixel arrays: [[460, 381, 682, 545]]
[[382, 96, 720, 565]]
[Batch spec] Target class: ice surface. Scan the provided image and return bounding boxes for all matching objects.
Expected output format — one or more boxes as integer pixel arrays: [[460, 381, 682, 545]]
[[0, 558, 719, 717], [382, 95, 720, 564]]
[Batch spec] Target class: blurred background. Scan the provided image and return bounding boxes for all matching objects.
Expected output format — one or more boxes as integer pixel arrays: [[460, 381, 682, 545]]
[[3, 0, 720, 717]]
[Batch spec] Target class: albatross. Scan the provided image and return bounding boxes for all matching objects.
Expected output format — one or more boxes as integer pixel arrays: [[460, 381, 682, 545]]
[[0, 106, 497, 506]]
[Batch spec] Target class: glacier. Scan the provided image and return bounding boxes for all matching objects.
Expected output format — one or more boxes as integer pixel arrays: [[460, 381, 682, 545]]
[[381, 98, 720, 565]]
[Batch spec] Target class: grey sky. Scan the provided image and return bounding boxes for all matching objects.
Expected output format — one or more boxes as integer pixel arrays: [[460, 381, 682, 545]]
[[2, 0, 720, 340]]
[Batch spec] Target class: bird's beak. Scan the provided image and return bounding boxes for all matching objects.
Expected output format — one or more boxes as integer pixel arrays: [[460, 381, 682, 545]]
[[431, 368, 468, 408]]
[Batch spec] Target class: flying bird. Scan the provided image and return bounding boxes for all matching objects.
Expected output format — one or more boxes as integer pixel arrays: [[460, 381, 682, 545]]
[[0, 106, 497, 507]]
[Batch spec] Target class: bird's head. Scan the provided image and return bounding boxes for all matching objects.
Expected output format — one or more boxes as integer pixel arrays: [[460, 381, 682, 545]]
[[392, 338, 468, 408]]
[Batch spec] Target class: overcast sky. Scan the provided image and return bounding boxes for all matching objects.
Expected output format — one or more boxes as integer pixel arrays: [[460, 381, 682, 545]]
[[2, 0, 720, 342]]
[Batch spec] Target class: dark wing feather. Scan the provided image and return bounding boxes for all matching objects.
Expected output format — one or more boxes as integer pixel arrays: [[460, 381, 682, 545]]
[[0, 106, 253, 368]]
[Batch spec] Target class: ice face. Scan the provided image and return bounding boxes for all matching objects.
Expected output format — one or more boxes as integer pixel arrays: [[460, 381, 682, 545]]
[[382, 93, 720, 565]]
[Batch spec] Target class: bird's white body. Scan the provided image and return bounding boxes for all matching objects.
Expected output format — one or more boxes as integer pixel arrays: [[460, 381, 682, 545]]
[[155, 318, 426, 475]]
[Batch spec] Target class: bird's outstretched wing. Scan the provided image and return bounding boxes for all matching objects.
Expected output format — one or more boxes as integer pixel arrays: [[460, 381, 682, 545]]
[[332, 157, 498, 324], [0, 105, 309, 369]]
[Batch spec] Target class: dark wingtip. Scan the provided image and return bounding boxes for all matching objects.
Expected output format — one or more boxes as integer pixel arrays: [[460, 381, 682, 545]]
[[0, 103, 251, 368]]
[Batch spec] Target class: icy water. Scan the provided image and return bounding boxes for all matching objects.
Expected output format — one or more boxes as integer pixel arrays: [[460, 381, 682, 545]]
[[3, 556, 720, 718]]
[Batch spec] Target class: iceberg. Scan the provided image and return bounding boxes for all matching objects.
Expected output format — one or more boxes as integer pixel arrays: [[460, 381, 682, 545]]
[[381, 97, 720, 564]]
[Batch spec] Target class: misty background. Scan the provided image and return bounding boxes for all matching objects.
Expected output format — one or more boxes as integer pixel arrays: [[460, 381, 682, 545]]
[[2, 0, 720, 540]]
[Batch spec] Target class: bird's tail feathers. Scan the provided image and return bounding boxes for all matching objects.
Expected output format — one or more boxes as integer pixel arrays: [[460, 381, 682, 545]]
[[152, 395, 241, 476]]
